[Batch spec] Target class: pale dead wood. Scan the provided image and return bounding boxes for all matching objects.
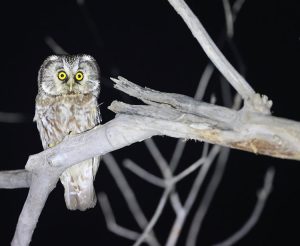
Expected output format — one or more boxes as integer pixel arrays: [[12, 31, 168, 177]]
[[1, 75, 299, 245], [111, 76, 300, 161], [0, 0, 297, 244]]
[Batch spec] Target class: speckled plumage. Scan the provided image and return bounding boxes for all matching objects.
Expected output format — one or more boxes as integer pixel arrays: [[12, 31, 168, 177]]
[[34, 55, 101, 211]]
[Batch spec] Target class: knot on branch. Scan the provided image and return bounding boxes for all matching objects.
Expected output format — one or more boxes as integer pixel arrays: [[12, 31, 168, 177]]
[[244, 93, 273, 115], [25, 154, 43, 172]]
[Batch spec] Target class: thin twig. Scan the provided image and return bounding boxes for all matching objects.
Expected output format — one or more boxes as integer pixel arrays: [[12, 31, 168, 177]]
[[232, 0, 246, 16], [222, 0, 234, 38], [183, 6, 243, 239], [165, 144, 220, 246], [123, 159, 165, 188], [213, 167, 275, 246], [194, 64, 215, 101], [44, 36, 68, 55], [0, 170, 31, 189], [133, 186, 172, 246], [145, 139, 183, 212], [170, 63, 214, 173], [186, 147, 230, 246], [145, 139, 172, 178], [169, 140, 186, 172], [76, 0, 103, 47], [0, 112, 28, 123], [169, 157, 206, 185], [102, 154, 160, 246], [220, 77, 233, 107], [166, 0, 255, 101], [98, 193, 140, 241], [124, 146, 211, 188], [169, 62, 214, 172], [167, 0, 273, 114], [184, 145, 220, 211], [165, 209, 186, 246], [103, 154, 149, 228]]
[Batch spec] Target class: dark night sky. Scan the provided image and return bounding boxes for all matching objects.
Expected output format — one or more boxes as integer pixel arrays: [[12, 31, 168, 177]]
[[0, 0, 299, 245]]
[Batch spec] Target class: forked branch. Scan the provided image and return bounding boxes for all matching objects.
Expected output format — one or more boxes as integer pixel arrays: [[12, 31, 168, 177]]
[[167, 0, 272, 114], [2, 75, 299, 245], [0, 0, 297, 245]]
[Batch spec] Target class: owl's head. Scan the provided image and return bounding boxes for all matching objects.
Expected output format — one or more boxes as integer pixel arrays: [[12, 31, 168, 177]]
[[38, 55, 100, 97]]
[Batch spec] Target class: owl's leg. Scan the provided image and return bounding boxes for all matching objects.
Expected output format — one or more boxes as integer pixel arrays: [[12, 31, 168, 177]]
[[48, 141, 60, 148]]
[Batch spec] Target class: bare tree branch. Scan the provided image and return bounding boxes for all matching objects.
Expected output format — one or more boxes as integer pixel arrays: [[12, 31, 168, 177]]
[[232, 0, 246, 15], [169, 62, 213, 173], [0, 0, 295, 244], [144, 139, 183, 212], [133, 186, 172, 246], [98, 192, 140, 241], [44, 36, 68, 55], [11, 172, 59, 246], [0, 112, 28, 123], [165, 144, 219, 246], [76, 0, 103, 48], [124, 144, 211, 188], [186, 147, 230, 246], [111, 77, 300, 161], [0, 170, 31, 189], [166, 0, 272, 114], [123, 159, 165, 188], [169, 140, 186, 172], [213, 167, 275, 246], [1, 73, 298, 244], [170, 62, 214, 172], [222, 0, 234, 38], [102, 154, 160, 246]]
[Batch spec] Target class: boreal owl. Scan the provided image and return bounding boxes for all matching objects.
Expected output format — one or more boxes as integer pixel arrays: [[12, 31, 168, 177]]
[[34, 54, 101, 211]]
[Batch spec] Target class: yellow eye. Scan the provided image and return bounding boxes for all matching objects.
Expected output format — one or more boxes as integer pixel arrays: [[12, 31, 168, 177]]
[[75, 71, 84, 81], [57, 71, 67, 81]]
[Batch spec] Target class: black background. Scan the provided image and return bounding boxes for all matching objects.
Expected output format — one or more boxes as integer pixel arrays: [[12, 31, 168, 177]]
[[0, 0, 299, 245]]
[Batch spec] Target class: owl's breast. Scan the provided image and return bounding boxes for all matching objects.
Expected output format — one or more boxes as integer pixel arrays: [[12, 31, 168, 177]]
[[35, 94, 100, 149]]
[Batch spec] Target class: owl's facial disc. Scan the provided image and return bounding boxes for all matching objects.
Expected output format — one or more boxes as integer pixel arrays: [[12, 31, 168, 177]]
[[39, 55, 100, 97]]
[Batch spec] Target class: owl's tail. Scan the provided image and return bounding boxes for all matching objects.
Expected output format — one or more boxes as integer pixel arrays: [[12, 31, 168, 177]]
[[60, 157, 100, 211]]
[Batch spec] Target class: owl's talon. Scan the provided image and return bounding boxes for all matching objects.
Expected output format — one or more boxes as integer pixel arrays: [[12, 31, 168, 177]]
[[48, 143, 56, 148]]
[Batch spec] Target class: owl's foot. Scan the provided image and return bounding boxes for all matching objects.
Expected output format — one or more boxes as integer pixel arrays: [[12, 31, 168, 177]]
[[48, 141, 60, 148], [48, 143, 56, 148]]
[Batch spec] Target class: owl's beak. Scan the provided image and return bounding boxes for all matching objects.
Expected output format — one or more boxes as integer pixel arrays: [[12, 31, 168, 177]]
[[67, 79, 75, 92]]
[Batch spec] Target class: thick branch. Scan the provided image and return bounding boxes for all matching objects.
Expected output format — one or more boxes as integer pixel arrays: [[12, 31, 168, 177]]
[[11, 172, 58, 246], [3, 76, 300, 188], [1, 76, 300, 245], [110, 77, 300, 161], [0, 1, 288, 245], [0, 170, 31, 189], [166, 0, 272, 114], [166, 0, 253, 99]]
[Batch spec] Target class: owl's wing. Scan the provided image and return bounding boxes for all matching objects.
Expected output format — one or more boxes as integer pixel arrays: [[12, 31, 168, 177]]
[[35, 94, 101, 210], [60, 156, 100, 211], [34, 101, 53, 149]]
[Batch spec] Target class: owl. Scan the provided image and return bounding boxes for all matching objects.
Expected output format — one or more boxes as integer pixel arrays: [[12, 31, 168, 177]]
[[34, 54, 101, 211]]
